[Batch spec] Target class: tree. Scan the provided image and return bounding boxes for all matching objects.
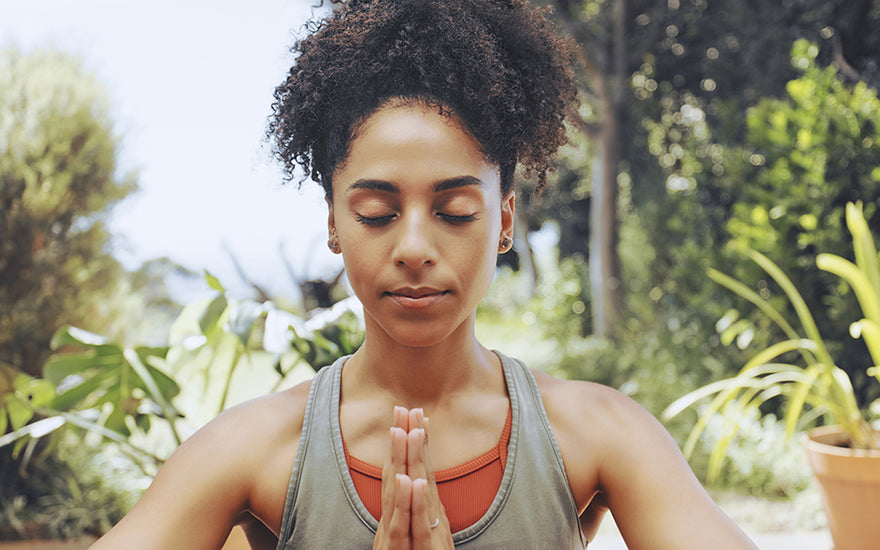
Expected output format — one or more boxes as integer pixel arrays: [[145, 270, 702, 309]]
[[0, 49, 136, 377], [540, 0, 880, 340]]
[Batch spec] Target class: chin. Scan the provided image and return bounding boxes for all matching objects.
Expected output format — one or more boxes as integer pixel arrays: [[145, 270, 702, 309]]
[[376, 319, 463, 349], [389, 330, 453, 349]]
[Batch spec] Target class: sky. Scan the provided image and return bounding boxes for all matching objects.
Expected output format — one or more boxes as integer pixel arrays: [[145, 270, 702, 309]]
[[1, 0, 343, 299]]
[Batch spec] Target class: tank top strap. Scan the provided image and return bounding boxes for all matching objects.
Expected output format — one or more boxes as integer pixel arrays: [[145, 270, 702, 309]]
[[276, 357, 375, 548]]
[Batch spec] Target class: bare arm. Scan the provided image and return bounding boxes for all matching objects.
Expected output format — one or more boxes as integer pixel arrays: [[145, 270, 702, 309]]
[[537, 374, 758, 550], [90, 384, 308, 550]]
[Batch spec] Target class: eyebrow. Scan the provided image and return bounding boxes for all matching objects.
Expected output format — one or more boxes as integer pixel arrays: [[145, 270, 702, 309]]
[[345, 176, 484, 195]]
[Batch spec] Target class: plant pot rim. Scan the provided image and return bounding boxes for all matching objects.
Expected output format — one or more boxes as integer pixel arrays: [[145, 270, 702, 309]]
[[804, 425, 880, 458]]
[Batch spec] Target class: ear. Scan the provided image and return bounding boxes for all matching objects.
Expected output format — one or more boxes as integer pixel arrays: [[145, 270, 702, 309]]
[[326, 197, 336, 236], [500, 190, 515, 243], [326, 198, 343, 255]]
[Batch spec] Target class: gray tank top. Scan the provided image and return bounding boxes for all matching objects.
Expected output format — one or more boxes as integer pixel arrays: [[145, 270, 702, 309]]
[[275, 351, 587, 549]]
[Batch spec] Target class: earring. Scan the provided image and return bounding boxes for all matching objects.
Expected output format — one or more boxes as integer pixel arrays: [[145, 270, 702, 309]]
[[327, 234, 341, 254], [499, 236, 512, 252]]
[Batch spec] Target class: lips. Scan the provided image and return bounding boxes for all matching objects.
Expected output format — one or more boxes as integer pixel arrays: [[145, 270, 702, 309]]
[[385, 287, 449, 310]]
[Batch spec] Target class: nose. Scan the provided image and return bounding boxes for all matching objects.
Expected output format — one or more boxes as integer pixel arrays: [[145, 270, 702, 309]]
[[392, 211, 436, 269]]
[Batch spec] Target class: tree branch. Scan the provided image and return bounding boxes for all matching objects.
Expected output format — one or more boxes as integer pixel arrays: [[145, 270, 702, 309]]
[[222, 242, 272, 302], [831, 32, 864, 83]]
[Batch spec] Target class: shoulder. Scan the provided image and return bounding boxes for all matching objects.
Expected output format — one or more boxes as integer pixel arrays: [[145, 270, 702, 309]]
[[530, 370, 757, 550], [531, 369, 657, 449], [206, 378, 314, 532], [201, 376, 313, 450], [531, 369, 687, 491], [91, 378, 314, 549]]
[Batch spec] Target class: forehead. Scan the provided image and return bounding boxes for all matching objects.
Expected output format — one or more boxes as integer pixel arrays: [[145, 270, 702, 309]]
[[332, 102, 501, 196]]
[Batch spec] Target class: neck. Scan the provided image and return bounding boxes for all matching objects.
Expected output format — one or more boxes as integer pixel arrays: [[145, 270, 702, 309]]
[[344, 314, 498, 409]]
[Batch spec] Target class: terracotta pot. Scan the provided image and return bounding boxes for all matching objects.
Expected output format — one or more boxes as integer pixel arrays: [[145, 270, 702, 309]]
[[804, 425, 880, 550]]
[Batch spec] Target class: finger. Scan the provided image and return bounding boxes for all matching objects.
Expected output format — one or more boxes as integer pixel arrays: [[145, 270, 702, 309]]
[[390, 474, 414, 540], [395, 405, 410, 432], [407, 419, 446, 537], [381, 427, 409, 512], [411, 477, 451, 548], [421, 416, 439, 490], [375, 474, 414, 550], [407, 428, 428, 481], [409, 408, 424, 431]]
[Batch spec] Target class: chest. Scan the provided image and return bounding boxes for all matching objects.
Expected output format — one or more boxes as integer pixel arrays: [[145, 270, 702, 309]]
[[338, 396, 510, 470]]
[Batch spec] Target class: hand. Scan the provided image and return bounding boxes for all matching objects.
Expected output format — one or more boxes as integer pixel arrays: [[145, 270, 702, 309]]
[[373, 407, 453, 550]]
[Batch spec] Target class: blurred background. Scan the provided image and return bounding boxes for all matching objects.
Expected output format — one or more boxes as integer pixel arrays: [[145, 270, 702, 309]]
[[2, 0, 879, 546]]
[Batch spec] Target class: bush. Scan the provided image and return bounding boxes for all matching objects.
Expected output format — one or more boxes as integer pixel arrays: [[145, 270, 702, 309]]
[[0, 438, 140, 540]]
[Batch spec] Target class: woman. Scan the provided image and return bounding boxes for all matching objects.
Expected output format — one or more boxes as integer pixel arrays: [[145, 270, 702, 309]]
[[92, 0, 758, 548]]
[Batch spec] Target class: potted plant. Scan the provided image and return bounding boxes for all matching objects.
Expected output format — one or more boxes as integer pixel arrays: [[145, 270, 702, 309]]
[[664, 201, 880, 550]]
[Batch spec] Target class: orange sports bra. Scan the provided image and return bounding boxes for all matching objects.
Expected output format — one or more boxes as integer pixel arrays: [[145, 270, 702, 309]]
[[343, 407, 513, 533]]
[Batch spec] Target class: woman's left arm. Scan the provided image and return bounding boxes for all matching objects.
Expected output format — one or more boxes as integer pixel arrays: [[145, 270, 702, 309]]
[[537, 374, 758, 550]]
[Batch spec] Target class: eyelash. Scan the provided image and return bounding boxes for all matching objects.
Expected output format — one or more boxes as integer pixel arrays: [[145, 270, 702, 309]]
[[439, 213, 477, 224], [355, 214, 395, 226], [354, 213, 478, 226]]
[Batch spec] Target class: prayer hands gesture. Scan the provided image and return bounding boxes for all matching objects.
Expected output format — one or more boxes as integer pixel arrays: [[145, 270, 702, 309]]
[[373, 407, 454, 550]]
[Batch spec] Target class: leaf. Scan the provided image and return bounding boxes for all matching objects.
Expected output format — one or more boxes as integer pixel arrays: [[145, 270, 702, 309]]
[[135, 413, 151, 433], [50, 325, 109, 349], [44, 352, 99, 384], [6, 397, 34, 431], [204, 270, 225, 292], [707, 267, 801, 343], [50, 370, 113, 410], [14, 376, 55, 408], [142, 364, 181, 400], [818, 254, 880, 326], [851, 320, 880, 371], [783, 364, 821, 438], [199, 295, 228, 335], [846, 202, 880, 303], [124, 349, 182, 422], [227, 301, 264, 347], [746, 248, 831, 365], [103, 401, 131, 437]]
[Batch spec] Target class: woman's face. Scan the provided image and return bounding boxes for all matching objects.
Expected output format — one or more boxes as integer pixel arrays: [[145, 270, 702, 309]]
[[329, 102, 514, 348]]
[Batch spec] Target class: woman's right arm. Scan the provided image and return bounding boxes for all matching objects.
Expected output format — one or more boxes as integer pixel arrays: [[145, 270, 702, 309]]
[[90, 383, 310, 550]]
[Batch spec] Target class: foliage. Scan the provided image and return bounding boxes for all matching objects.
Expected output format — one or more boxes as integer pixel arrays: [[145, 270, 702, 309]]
[[520, 226, 730, 422], [637, 39, 880, 408], [0, 438, 138, 540], [664, 202, 880, 483], [164, 273, 363, 428], [535, 0, 880, 339], [1, 272, 364, 462], [690, 410, 814, 498], [722, 40, 880, 403], [0, 48, 137, 377]]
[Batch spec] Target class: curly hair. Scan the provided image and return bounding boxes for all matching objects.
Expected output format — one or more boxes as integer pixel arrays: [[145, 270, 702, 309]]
[[268, 0, 577, 198]]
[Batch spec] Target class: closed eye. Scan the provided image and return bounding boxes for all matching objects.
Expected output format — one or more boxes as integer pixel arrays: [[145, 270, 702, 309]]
[[355, 214, 396, 226], [438, 213, 478, 224]]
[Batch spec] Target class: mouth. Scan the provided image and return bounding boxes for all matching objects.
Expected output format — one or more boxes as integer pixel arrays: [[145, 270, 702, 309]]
[[388, 287, 447, 298], [385, 287, 450, 310]]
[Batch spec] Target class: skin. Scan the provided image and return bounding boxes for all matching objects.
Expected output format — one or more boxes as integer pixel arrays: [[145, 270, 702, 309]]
[[89, 102, 758, 550]]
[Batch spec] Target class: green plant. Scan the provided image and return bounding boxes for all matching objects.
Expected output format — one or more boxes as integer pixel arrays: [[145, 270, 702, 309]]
[[0, 273, 365, 539], [0, 437, 139, 540], [664, 201, 880, 482], [1, 271, 364, 464]]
